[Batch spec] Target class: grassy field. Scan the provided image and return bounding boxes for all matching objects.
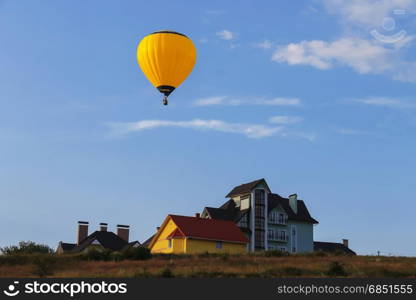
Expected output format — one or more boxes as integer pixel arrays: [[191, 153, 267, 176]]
[[1, 252, 416, 278]]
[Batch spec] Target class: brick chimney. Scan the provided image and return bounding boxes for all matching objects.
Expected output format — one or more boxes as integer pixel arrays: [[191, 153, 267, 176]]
[[342, 239, 349, 248], [289, 194, 298, 214], [77, 221, 89, 245], [195, 213, 200, 218], [117, 224, 129, 242], [100, 223, 108, 232]]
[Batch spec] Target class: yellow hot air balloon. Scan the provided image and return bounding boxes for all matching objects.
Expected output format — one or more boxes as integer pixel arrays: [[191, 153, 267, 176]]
[[137, 30, 197, 105]]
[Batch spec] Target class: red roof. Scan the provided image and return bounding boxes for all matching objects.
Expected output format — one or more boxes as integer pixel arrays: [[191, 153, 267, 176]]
[[166, 228, 185, 239], [168, 215, 249, 244]]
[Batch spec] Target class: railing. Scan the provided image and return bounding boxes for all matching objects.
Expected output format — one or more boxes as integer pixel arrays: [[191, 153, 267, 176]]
[[268, 219, 287, 225], [268, 235, 289, 242]]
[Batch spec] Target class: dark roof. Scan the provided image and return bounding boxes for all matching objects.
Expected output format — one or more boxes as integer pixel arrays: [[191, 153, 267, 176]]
[[205, 193, 318, 225], [204, 207, 234, 220], [167, 215, 249, 244], [204, 200, 249, 224], [225, 178, 268, 198], [59, 242, 76, 251], [268, 193, 319, 224], [314, 242, 356, 255], [71, 231, 129, 252]]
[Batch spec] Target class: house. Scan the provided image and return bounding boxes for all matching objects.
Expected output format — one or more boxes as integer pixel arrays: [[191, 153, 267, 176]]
[[201, 178, 318, 253], [314, 239, 356, 255], [56, 221, 140, 253], [148, 214, 249, 254]]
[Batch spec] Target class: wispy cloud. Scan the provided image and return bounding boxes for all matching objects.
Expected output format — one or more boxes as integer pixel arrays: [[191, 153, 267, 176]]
[[193, 96, 301, 107], [216, 30, 236, 40], [269, 116, 303, 124], [351, 97, 416, 109], [107, 119, 282, 139], [106, 118, 315, 141]]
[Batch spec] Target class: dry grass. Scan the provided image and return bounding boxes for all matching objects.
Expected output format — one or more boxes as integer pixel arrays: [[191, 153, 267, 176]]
[[1, 254, 415, 278]]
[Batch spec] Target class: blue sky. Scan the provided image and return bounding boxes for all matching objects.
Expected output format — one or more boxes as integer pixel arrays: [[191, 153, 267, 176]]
[[1, 0, 416, 256]]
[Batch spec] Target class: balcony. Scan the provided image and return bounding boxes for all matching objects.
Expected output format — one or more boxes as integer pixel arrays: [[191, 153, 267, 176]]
[[267, 235, 289, 242], [268, 220, 287, 226], [268, 213, 287, 226]]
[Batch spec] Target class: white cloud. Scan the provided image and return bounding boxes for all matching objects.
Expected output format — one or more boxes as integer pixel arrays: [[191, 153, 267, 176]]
[[272, 38, 393, 74], [193, 96, 301, 107], [269, 116, 303, 124], [322, 0, 416, 28], [270, 1, 416, 82], [216, 30, 235, 40], [106, 119, 315, 141], [352, 97, 416, 109], [107, 119, 282, 139]]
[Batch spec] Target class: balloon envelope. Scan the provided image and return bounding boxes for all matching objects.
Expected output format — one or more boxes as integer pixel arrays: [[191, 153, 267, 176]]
[[137, 31, 197, 100]]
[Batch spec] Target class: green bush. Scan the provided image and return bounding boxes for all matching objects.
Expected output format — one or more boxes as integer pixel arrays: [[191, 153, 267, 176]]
[[122, 247, 152, 260], [326, 261, 349, 277], [81, 248, 112, 261], [1, 241, 53, 255], [32, 255, 57, 277]]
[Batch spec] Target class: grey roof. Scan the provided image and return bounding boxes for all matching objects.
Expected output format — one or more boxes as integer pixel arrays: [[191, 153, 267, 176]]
[[225, 179, 268, 198], [59, 242, 76, 251], [204, 193, 318, 225], [204, 200, 249, 223], [268, 193, 319, 224], [314, 242, 356, 255]]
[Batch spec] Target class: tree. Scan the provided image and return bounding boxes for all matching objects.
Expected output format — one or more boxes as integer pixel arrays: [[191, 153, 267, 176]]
[[0, 241, 53, 255]]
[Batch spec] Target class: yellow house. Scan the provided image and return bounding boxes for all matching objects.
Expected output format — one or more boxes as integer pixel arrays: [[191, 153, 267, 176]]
[[149, 214, 249, 254]]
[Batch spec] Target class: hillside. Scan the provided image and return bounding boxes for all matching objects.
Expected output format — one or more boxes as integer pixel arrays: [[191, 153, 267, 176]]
[[1, 252, 415, 278]]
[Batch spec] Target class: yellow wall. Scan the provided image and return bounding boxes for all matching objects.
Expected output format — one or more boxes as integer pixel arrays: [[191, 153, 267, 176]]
[[185, 239, 246, 254], [150, 219, 181, 254]]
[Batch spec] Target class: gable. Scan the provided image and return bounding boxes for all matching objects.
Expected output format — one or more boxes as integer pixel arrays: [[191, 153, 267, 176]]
[[149, 217, 181, 250], [225, 179, 271, 198]]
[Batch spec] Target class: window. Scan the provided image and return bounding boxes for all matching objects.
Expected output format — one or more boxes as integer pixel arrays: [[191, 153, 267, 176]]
[[278, 213, 286, 224], [268, 245, 275, 250], [279, 247, 287, 252], [255, 231, 264, 247], [267, 229, 287, 241], [269, 211, 278, 223], [269, 211, 287, 224], [255, 206, 265, 217], [255, 218, 265, 228], [168, 239, 172, 248], [216, 241, 222, 249], [238, 214, 248, 228], [255, 189, 265, 205], [279, 230, 287, 241], [292, 247, 296, 253]]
